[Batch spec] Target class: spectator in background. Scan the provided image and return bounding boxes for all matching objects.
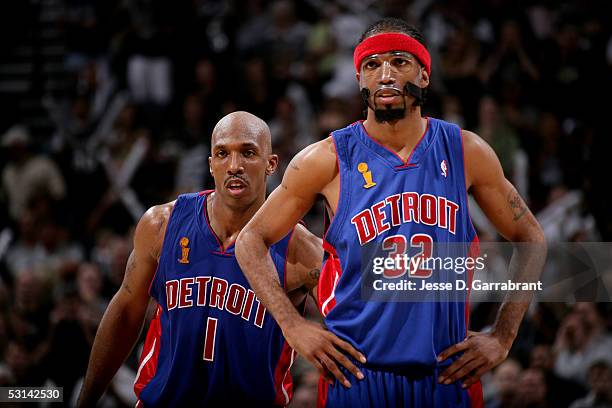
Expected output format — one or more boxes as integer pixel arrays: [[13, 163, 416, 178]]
[[1, 125, 66, 222], [46, 285, 94, 399], [88, 103, 150, 233], [5, 208, 47, 279], [554, 303, 612, 385], [570, 361, 612, 408], [191, 58, 222, 133], [516, 367, 551, 408], [531, 113, 564, 210], [90, 232, 131, 297], [263, 0, 310, 60], [75, 60, 117, 123], [480, 19, 540, 88], [76, 263, 108, 325], [236, 57, 274, 120], [5, 201, 83, 282], [165, 93, 210, 195], [9, 270, 51, 348], [38, 216, 84, 280], [441, 95, 466, 129], [235, 0, 269, 54], [305, 3, 339, 85], [2, 341, 46, 387], [540, 18, 590, 120], [268, 96, 314, 188], [439, 24, 482, 127], [477, 95, 528, 199], [531, 344, 586, 407], [487, 358, 522, 408], [124, 1, 174, 107]]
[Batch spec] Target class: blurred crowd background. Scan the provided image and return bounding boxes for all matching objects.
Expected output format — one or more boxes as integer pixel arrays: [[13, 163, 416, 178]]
[[1, 0, 611, 406]]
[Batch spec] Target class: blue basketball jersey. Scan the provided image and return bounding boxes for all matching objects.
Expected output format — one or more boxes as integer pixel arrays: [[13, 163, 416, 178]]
[[134, 191, 297, 407], [319, 118, 478, 369]]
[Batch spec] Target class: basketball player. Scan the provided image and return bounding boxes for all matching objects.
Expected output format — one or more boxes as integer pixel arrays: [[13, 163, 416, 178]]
[[77, 111, 362, 407], [236, 18, 546, 407]]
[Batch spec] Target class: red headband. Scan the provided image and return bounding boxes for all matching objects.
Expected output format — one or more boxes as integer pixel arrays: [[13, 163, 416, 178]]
[[353, 32, 431, 75]]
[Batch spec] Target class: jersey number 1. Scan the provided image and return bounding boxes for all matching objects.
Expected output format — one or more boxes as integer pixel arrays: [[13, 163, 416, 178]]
[[203, 317, 217, 361]]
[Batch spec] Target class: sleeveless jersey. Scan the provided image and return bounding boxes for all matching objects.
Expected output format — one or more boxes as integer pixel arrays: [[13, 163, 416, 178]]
[[319, 117, 478, 369], [134, 191, 296, 407]]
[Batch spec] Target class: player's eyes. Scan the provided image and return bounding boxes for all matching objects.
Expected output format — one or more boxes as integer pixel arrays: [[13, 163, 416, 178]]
[[215, 151, 227, 158], [364, 60, 379, 69], [243, 150, 255, 157], [393, 58, 409, 66]]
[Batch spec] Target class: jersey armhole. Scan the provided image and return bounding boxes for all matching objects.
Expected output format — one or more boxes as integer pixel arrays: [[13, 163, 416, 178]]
[[459, 128, 478, 245], [148, 197, 180, 298], [323, 132, 350, 247]]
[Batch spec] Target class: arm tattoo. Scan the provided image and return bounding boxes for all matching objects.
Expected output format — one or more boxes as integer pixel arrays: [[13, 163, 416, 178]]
[[122, 252, 136, 294], [507, 192, 527, 221], [122, 283, 133, 295]]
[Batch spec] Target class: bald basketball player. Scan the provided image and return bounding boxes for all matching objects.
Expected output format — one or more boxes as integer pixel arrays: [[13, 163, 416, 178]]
[[77, 112, 358, 407]]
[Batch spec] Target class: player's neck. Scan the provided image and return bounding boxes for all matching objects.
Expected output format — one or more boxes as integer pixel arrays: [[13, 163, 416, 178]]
[[363, 108, 426, 161], [207, 191, 265, 248]]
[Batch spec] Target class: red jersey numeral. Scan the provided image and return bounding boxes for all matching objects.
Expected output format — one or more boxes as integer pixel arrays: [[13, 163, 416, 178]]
[[409, 233, 433, 278], [203, 317, 218, 361], [381, 234, 434, 279], [382, 235, 407, 278]]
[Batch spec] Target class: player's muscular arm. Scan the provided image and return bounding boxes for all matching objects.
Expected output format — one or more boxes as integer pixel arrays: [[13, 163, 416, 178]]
[[285, 223, 323, 299], [78, 203, 173, 407], [438, 131, 546, 388], [237, 139, 366, 388]]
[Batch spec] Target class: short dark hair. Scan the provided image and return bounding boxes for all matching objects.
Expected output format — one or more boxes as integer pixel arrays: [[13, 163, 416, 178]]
[[358, 18, 427, 50]]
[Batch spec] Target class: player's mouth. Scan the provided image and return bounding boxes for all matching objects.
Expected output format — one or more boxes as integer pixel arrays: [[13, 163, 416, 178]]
[[225, 178, 248, 197], [374, 88, 402, 105]]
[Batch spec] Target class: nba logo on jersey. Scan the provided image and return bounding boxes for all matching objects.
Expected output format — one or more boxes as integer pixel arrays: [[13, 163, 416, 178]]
[[441, 159, 448, 178]]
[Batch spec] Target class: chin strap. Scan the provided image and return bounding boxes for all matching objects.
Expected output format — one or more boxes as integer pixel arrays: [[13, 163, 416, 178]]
[[360, 88, 373, 110], [404, 82, 426, 106]]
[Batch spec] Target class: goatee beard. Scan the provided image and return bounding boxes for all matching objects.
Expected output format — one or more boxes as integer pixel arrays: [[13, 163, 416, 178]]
[[374, 107, 406, 123]]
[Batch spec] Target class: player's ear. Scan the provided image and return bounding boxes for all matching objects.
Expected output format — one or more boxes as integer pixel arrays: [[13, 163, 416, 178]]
[[420, 68, 429, 88], [265, 154, 279, 175], [208, 156, 213, 175], [356, 72, 361, 83]]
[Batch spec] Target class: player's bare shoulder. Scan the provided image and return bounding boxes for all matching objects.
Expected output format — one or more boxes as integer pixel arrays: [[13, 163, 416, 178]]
[[283, 136, 338, 192], [135, 200, 176, 262]]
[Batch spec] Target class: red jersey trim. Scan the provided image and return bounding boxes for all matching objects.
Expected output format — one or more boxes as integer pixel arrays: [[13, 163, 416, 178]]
[[317, 375, 329, 408], [318, 249, 342, 317], [273, 342, 296, 406], [134, 305, 163, 399], [358, 117, 430, 166]]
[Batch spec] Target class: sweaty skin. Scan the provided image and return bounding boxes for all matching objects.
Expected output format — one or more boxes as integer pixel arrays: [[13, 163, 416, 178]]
[[77, 111, 323, 407], [236, 47, 546, 389]]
